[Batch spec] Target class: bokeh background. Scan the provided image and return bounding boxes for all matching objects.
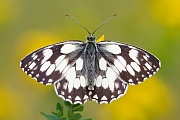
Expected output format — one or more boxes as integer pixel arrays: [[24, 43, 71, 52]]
[[0, 0, 180, 120]]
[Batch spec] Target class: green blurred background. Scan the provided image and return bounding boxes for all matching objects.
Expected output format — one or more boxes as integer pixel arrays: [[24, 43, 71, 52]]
[[0, 0, 180, 120]]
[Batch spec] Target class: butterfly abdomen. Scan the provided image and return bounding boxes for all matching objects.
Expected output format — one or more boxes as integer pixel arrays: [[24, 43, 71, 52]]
[[84, 42, 97, 90]]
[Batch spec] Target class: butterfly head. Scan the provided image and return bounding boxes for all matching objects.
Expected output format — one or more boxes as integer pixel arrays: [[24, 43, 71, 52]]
[[87, 34, 95, 41]]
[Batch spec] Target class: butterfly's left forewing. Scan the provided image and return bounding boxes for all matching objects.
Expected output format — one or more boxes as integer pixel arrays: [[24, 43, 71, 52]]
[[20, 41, 86, 85]]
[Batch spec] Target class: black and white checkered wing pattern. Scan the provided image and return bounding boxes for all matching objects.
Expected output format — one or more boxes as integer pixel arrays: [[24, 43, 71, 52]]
[[54, 53, 128, 104], [91, 53, 128, 104], [20, 41, 85, 85], [54, 56, 89, 104], [97, 41, 160, 85]]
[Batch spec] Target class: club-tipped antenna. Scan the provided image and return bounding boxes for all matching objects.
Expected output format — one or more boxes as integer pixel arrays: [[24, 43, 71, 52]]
[[66, 14, 91, 34], [66, 14, 117, 35], [92, 14, 117, 35]]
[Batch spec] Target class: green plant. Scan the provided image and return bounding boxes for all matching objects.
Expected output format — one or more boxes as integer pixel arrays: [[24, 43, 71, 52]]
[[40, 101, 92, 120]]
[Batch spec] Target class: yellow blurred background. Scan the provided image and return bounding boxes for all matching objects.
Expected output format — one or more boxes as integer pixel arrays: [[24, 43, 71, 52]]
[[0, 0, 180, 120]]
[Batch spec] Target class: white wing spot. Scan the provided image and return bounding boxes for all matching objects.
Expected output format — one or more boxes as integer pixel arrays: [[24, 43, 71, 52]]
[[61, 91, 64, 95], [129, 49, 138, 57], [33, 55, 38, 60], [28, 74, 32, 77], [89, 91, 92, 96], [56, 82, 60, 89], [118, 90, 121, 94], [105, 44, 121, 54], [117, 56, 127, 67], [84, 95, 88, 100], [66, 67, 76, 92], [106, 67, 116, 92], [41, 49, 53, 64], [114, 59, 125, 72], [55, 59, 68, 72], [66, 67, 75, 81], [149, 74, 152, 77], [30, 71, 34, 74], [130, 62, 141, 72], [96, 75, 102, 87], [99, 58, 107, 70], [76, 58, 83, 70], [93, 94, 98, 99], [33, 66, 38, 70], [100, 101, 108, 104], [46, 64, 55, 76], [74, 78, 80, 89], [36, 74, 39, 78], [61, 44, 77, 54], [143, 66, 147, 71], [80, 76, 86, 87], [48, 79, 53, 83], [122, 82, 126, 88], [145, 62, 152, 70], [55, 55, 65, 66], [143, 55, 148, 61], [114, 82, 119, 89], [102, 78, 108, 89], [40, 61, 51, 72], [101, 96, 107, 100], [63, 82, 68, 89], [126, 64, 135, 76], [75, 96, 81, 101], [29, 62, 36, 69], [111, 95, 115, 98], [128, 79, 133, 83]]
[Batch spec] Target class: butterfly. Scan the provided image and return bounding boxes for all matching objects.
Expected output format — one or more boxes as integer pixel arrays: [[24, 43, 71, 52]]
[[20, 14, 160, 104]]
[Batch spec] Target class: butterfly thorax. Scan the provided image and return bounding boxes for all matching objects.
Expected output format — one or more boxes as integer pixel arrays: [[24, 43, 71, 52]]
[[84, 40, 97, 91]]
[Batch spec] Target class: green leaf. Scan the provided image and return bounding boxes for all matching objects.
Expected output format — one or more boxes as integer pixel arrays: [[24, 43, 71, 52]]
[[73, 106, 84, 112], [56, 102, 63, 117], [73, 103, 81, 108], [69, 113, 82, 120], [56, 110, 63, 117], [64, 101, 72, 107], [40, 111, 61, 120], [51, 111, 57, 115]]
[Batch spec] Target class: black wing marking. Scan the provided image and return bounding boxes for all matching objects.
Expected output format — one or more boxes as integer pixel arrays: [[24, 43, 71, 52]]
[[54, 56, 89, 104], [97, 41, 160, 85], [20, 41, 86, 85], [54, 53, 128, 104], [90, 53, 128, 104]]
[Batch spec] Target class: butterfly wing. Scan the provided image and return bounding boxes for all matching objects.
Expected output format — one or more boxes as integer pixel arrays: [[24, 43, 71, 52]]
[[20, 41, 86, 85], [91, 53, 128, 104], [54, 55, 89, 104], [97, 41, 160, 85]]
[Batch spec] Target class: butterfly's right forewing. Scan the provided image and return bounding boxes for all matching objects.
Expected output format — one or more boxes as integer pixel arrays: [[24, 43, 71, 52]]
[[20, 41, 86, 85]]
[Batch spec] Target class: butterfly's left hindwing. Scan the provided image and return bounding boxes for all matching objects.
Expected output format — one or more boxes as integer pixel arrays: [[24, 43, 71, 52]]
[[20, 41, 86, 85]]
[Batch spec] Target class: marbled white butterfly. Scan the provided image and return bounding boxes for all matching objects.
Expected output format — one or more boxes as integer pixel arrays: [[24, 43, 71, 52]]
[[20, 14, 160, 104]]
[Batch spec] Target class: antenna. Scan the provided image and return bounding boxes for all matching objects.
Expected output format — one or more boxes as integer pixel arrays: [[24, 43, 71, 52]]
[[92, 14, 117, 35], [66, 15, 91, 34], [66, 14, 117, 35]]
